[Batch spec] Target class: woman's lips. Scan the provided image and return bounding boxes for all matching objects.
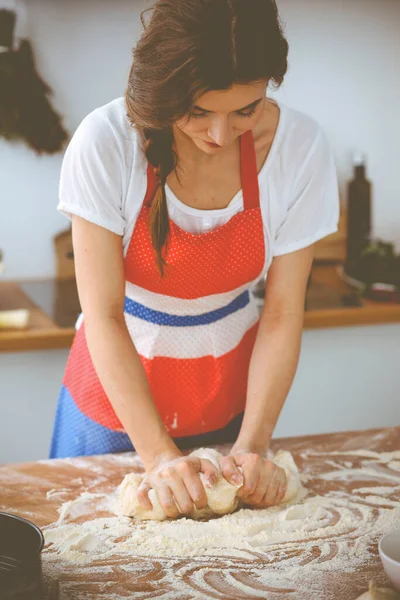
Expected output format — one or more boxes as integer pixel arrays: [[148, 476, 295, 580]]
[[205, 141, 221, 148]]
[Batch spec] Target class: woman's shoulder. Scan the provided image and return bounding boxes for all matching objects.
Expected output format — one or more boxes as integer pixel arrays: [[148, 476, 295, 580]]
[[259, 100, 332, 188], [73, 97, 143, 153], [279, 101, 327, 152], [58, 98, 149, 235]]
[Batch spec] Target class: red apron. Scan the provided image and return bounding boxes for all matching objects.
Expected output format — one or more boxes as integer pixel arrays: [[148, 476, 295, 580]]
[[50, 129, 266, 457]]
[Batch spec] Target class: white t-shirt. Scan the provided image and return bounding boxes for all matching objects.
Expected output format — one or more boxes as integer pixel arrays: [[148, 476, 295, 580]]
[[58, 97, 339, 271]]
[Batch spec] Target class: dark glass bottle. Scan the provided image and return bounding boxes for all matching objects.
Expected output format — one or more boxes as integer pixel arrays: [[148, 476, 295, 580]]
[[346, 152, 371, 262]]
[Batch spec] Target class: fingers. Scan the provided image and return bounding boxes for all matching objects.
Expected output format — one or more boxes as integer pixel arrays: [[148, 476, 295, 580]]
[[137, 479, 180, 519], [261, 464, 281, 506], [142, 455, 221, 519], [142, 453, 287, 520], [198, 458, 220, 489], [260, 465, 287, 507], [234, 454, 263, 498], [136, 481, 153, 511], [234, 455, 288, 509], [276, 473, 287, 504], [155, 481, 180, 519], [168, 475, 196, 515], [243, 463, 270, 505], [219, 455, 244, 487], [176, 460, 208, 510], [268, 466, 287, 505]]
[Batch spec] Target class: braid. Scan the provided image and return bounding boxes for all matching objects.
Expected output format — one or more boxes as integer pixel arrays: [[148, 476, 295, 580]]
[[143, 129, 176, 277], [126, 0, 289, 273]]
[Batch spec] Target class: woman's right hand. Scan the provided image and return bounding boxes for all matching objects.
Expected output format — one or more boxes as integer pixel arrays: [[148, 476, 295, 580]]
[[137, 451, 220, 519]]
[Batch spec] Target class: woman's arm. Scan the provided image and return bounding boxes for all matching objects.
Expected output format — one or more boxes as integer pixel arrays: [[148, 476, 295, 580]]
[[72, 216, 220, 516], [233, 244, 314, 455], [72, 215, 180, 468], [218, 245, 314, 507]]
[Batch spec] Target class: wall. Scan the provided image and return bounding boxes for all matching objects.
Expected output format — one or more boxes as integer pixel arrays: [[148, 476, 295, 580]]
[[1, 0, 145, 279], [1, 0, 399, 462], [276, 0, 400, 246], [1, 350, 68, 463], [1, 0, 399, 279]]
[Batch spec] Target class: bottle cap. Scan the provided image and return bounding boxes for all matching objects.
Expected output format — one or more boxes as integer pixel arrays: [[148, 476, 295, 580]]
[[352, 151, 366, 167]]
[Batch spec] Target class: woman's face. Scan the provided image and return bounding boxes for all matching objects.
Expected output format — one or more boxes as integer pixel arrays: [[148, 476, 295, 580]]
[[174, 80, 268, 154]]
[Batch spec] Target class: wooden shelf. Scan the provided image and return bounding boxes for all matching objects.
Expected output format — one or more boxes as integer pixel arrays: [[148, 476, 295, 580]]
[[304, 301, 400, 329], [0, 282, 75, 353], [1, 267, 400, 353], [303, 264, 400, 329]]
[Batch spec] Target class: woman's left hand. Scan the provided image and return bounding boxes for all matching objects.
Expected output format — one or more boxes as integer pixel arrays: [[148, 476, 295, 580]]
[[219, 449, 287, 508]]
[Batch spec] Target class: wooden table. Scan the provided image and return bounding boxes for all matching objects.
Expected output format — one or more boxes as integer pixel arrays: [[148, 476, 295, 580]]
[[1, 426, 399, 599]]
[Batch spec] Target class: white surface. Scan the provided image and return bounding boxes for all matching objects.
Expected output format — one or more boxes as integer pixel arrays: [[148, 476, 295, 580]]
[[273, 323, 400, 439], [0, 349, 69, 463]]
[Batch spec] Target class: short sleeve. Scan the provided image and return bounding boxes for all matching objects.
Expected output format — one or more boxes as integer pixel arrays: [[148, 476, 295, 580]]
[[57, 110, 125, 235], [272, 129, 339, 256]]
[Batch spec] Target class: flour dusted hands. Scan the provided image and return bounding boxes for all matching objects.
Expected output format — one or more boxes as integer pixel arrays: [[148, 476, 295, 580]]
[[220, 449, 287, 508], [134, 450, 219, 519], [119, 448, 301, 521]]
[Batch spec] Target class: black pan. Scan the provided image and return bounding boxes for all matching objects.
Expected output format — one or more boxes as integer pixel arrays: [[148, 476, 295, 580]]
[[0, 512, 44, 600]]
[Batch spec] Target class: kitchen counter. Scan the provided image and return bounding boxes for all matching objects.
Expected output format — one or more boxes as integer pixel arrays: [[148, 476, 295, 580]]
[[1, 426, 399, 599], [1, 264, 400, 352], [0, 279, 78, 352], [303, 264, 400, 328]]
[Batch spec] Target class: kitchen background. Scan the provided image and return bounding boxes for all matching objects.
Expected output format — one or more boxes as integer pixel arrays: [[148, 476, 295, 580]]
[[0, 0, 399, 463]]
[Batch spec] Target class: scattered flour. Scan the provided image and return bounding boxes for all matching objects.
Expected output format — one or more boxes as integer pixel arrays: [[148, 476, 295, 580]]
[[318, 467, 400, 483], [388, 460, 400, 471], [306, 449, 400, 462], [355, 486, 399, 495], [42, 447, 400, 599]]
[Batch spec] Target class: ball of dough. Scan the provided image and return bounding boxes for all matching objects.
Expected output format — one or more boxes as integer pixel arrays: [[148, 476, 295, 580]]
[[272, 449, 301, 504], [190, 448, 241, 517], [119, 472, 167, 521], [118, 447, 301, 521], [118, 448, 240, 521]]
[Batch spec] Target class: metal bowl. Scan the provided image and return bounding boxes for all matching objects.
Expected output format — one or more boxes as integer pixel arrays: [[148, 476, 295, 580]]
[[0, 511, 44, 599]]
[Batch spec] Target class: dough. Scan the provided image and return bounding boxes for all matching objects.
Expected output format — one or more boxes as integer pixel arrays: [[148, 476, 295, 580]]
[[355, 582, 400, 599], [119, 448, 301, 521]]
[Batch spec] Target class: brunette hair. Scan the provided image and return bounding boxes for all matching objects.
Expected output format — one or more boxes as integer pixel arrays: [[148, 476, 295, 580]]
[[125, 0, 288, 275]]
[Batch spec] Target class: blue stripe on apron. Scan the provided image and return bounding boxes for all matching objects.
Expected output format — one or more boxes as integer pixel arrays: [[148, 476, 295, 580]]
[[124, 290, 250, 326]]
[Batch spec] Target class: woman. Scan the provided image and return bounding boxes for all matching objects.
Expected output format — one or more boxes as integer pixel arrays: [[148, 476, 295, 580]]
[[51, 0, 339, 519]]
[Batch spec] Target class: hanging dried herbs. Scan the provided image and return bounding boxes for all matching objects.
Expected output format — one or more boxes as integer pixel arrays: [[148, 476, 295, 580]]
[[0, 8, 69, 154]]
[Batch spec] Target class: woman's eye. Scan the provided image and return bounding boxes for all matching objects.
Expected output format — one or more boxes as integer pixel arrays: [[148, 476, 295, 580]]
[[190, 105, 258, 119], [237, 107, 257, 118]]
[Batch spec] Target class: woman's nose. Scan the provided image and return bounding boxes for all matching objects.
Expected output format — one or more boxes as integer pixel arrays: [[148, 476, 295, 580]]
[[207, 118, 233, 146]]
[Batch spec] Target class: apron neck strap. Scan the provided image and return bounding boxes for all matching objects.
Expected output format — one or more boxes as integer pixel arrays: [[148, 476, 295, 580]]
[[240, 129, 260, 211], [145, 129, 260, 211]]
